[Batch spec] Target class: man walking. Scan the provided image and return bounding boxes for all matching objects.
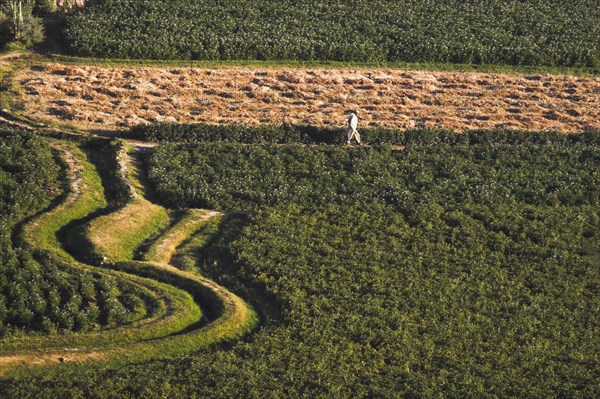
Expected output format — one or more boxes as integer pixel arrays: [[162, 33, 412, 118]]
[[347, 109, 361, 145]]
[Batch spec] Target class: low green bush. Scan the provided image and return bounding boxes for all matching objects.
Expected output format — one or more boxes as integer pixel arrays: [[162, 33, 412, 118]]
[[146, 141, 600, 210], [129, 123, 600, 146]]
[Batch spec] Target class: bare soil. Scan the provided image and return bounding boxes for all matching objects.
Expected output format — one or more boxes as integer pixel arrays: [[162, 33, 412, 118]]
[[16, 63, 600, 133], [0, 350, 108, 376]]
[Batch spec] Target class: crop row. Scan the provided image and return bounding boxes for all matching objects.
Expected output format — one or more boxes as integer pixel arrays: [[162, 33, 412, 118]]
[[0, 130, 150, 336], [129, 123, 600, 146], [65, 0, 600, 67], [146, 142, 600, 211]]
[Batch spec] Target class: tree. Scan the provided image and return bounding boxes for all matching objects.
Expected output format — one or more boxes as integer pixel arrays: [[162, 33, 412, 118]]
[[0, 0, 44, 45]]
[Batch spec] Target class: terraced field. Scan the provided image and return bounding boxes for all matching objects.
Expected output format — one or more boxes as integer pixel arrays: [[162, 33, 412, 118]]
[[1, 0, 599, 396], [0, 137, 256, 377], [1, 118, 598, 398]]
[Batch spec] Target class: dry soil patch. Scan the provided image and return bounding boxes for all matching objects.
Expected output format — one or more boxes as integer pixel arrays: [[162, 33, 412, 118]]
[[16, 64, 600, 133]]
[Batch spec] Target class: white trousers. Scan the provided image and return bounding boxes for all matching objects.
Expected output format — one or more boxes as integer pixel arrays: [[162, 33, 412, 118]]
[[347, 127, 361, 144]]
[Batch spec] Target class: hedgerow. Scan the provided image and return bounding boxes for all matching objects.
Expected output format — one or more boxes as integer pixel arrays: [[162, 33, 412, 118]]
[[129, 123, 600, 146], [65, 0, 600, 67]]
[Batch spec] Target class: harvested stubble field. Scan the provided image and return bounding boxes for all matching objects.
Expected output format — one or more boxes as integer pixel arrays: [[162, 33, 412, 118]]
[[17, 64, 600, 133]]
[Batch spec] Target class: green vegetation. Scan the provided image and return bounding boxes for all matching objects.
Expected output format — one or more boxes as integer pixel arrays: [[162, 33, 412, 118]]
[[0, 129, 59, 228], [1, 118, 598, 396], [6, 134, 203, 352], [0, 129, 145, 336], [146, 139, 600, 211], [130, 122, 600, 146], [231, 203, 597, 398], [67, 140, 170, 263], [86, 199, 170, 262], [0, 0, 597, 392], [65, 0, 600, 67], [5, 130, 584, 397], [0, 1, 48, 48], [0, 131, 256, 379], [171, 214, 222, 272], [1, 1, 593, 395], [86, 143, 170, 262], [143, 209, 211, 264]]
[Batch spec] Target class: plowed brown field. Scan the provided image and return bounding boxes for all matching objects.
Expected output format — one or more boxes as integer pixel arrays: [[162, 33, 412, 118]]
[[16, 64, 600, 133]]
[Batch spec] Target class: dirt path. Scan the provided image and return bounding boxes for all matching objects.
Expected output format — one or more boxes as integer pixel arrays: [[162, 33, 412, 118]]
[[0, 350, 107, 371], [0, 52, 23, 61], [14, 63, 600, 134], [0, 52, 23, 70], [51, 143, 83, 204]]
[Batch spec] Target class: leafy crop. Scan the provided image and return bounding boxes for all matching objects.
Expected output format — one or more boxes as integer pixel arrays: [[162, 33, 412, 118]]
[[1, 129, 598, 397], [0, 130, 151, 336], [130, 123, 600, 146], [65, 0, 600, 67], [146, 140, 600, 211], [5, 202, 598, 398]]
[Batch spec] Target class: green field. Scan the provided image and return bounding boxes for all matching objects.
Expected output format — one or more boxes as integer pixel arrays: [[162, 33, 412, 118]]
[[0, 131, 150, 335], [0, 1, 599, 396], [0, 129, 256, 380], [64, 0, 600, 67], [0, 128, 597, 398], [146, 139, 600, 210]]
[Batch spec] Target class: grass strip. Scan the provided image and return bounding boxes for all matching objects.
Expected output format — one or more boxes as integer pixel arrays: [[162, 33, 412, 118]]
[[0, 278, 199, 353], [4, 259, 258, 379], [2, 140, 201, 357], [85, 141, 170, 262], [143, 209, 213, 264], [86, 199, 170, 262], [171, 215, 222, 272], [48, 54, 600, 77]]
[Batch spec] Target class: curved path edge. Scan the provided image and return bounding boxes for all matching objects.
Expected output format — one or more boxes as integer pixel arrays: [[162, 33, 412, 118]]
[[0, 137, 257, 378]]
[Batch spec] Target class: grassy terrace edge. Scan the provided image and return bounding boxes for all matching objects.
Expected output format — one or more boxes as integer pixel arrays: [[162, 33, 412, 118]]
[[1, 137, 257, 378], [3, 140, 200, 353], [81, 144, 259, 364], [143, 209, 213, 264], [84, 143, 170, 262], [47, 54, 600, 77]]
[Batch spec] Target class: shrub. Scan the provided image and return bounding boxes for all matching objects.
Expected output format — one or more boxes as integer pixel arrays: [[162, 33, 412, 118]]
[[129, 123, 600, 147]]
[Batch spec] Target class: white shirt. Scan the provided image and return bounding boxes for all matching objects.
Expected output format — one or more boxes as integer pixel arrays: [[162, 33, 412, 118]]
[[348, 113, 358, 130]]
